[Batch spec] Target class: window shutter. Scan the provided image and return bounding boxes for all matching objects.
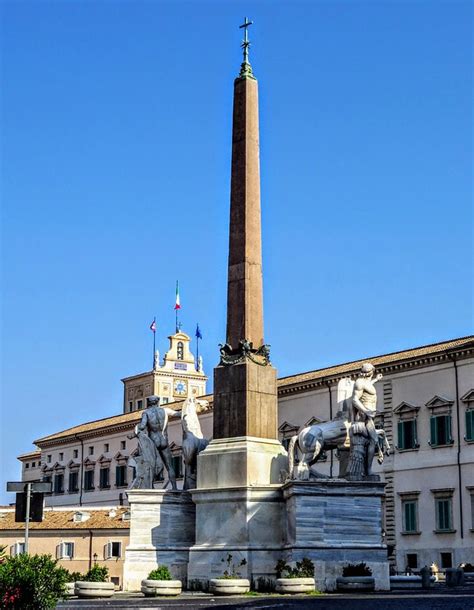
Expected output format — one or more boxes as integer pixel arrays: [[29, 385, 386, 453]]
[[56, 543, 62, 559], [104, 542, 110, 560], [430, 416, 437, 446], [116, 466, 120, 486], [413, 418, 418, 447], [446, 415, 452, 443], [466, 411, 473, 441], [11, 544, 16, 557], [397, 421, 404, 449]]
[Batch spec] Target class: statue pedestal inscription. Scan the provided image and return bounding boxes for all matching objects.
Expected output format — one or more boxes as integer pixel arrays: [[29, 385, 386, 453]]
[[282, 480, 390, 591], [123, 490, 195, 592]]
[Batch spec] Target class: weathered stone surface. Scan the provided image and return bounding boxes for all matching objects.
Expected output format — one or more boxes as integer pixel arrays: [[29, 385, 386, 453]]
[[282, 480, 390, 591], [226, 76, 263, 351], [213, 356, 278, 440], [123, 490, 195, 591], [197, 436, 287, 488]]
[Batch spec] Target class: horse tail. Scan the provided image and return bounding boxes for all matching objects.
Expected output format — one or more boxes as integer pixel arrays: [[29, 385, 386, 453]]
[[287, 435, 298, 480]]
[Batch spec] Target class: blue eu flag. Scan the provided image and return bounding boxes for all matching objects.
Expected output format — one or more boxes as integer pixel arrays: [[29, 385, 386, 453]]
[[195, 324, 203, 340]]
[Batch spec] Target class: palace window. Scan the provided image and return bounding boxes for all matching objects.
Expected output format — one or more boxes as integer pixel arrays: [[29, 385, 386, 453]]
[[105, 541, 121, 559], [461, 390, 474, 442], [84, 470, 94, 491], [54, 474, 64, 494], [69, 471, 79, 493], [99, 468, 110, 489], [115, 465, 127, 487], [88, 446, 94, 456], [466, 410, 474, 442], [137, 399, 143, 410], [32, 462, 35, 467], [394, 403, 420, 451], [57, 542, 74, 559], [104, 443, 109, 453], [406, 553, 418, 569], [73, 449, 78, 459], [440, 552, 453, 569], [11, 542, 25, 556], [121, 441, 126, 450], [430, 415, 453, 447], [177, 342, 184, 360], [426, 396, 454, 447], [402, 500, 418, 534], [128, 401, 133, 412], [47, 455, 52, 463], [59, 453, 64, 461], [25, 463, 29, 469], [431, 488, 455, 532]]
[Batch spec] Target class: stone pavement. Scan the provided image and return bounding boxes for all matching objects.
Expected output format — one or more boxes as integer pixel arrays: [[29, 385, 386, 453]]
[[57, 590, 474, 610]]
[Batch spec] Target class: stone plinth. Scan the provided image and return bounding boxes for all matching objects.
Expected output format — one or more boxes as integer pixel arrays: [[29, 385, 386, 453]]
[[188, 436, 288, 589], [188, 486, 285, 589], [213, 361, 278, 440], [282, 480, 390, 592], [123, 490, 195, 591], [197, 436, 287, 488]]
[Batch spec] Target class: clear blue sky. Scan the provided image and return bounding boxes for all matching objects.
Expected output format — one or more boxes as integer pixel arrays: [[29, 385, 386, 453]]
[[1, 1, 472, 503]]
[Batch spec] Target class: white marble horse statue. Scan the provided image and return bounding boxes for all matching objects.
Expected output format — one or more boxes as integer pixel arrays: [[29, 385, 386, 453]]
[[287, 378, 389, 480], [181, 396, 209, 490]]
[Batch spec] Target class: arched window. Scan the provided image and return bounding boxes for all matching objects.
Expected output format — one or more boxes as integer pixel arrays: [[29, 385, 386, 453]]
[[177, 342, 184, 361]]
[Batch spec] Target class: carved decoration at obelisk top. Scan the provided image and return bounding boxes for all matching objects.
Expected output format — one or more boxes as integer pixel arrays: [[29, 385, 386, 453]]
[[212, 20, 278, 440]]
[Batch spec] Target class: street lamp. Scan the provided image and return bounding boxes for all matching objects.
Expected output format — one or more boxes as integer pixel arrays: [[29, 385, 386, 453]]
[[93, 552, 98, 564]]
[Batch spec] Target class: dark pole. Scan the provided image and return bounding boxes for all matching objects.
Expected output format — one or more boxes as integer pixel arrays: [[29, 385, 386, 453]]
[[196, 333, 200, 371], [152, 317, 156, 369]]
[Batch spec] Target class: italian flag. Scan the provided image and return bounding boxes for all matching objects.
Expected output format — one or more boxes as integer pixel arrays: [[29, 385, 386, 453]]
[[174, 281, 181, 310]]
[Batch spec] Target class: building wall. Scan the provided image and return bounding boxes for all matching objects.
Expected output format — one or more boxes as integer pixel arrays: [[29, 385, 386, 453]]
[[1, 526, 128, 588]]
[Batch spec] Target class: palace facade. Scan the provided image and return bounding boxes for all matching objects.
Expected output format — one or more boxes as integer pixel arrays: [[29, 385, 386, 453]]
[[13, 333, 474, 573]]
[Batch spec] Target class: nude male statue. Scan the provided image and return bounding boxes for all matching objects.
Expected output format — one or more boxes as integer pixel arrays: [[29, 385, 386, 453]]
[[351, 363, 383, 475], [137, 395, 178, 490]]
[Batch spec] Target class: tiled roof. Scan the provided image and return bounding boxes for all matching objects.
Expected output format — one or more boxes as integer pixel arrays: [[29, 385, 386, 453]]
[[0, 507, 130, 531], [278, 335, 474, 389], [32, 336, 473, 446], [17, 449, 42, 460], [34, 394, 214, 445]]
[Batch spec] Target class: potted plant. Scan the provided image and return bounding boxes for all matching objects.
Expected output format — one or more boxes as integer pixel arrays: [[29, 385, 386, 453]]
[[75, 564, 115, 598], [274, 558, 316, 594], [209, 553, 250, 595], [141, 565, 182, 597], [337, 562, 374, 591]]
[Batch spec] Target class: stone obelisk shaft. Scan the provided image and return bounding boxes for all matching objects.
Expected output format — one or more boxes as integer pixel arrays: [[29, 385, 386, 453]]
[[226, 76, 264, 349], [212, 70, 278, 441]]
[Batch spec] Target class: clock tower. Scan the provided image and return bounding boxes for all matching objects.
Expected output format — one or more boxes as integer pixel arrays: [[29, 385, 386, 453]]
[[121, 329, 207, 413]]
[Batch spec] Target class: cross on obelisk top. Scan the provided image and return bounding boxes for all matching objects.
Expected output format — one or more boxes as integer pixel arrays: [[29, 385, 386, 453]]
[[238, 17, 255, 78]]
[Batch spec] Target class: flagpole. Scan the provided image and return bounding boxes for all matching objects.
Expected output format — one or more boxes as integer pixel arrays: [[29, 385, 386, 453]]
[[196, 329, 199, 371], [152, 317, 156, 369]]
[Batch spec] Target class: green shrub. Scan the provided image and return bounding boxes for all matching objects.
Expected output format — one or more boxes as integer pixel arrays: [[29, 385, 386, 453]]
[[147, 565, 172, 581], [82, 564, 109, 582], [342, 562, 372, 577], [275, 558, 314, 579], [0, 553, 67, 609], [63, 570, 83, 582]]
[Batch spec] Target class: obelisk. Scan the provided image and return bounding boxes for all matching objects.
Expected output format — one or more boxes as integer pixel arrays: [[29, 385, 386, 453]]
[[212, 18, 278, 442]]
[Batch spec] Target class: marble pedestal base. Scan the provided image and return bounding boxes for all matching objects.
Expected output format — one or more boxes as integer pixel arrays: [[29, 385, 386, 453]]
[[282, 480, 390, 591], [188, 436, 288, 589], [123, 490, 195, 592]]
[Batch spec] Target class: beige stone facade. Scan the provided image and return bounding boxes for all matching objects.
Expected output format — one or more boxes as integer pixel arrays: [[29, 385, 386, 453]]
[[16, 335, 474, 572]]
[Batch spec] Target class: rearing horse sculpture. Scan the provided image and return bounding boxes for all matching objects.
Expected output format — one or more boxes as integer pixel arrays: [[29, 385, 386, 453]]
[[181, 397, 209, 490]]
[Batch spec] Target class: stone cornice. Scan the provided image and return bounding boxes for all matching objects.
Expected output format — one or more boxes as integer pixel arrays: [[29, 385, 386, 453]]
[[277, 345, 473, 398]]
